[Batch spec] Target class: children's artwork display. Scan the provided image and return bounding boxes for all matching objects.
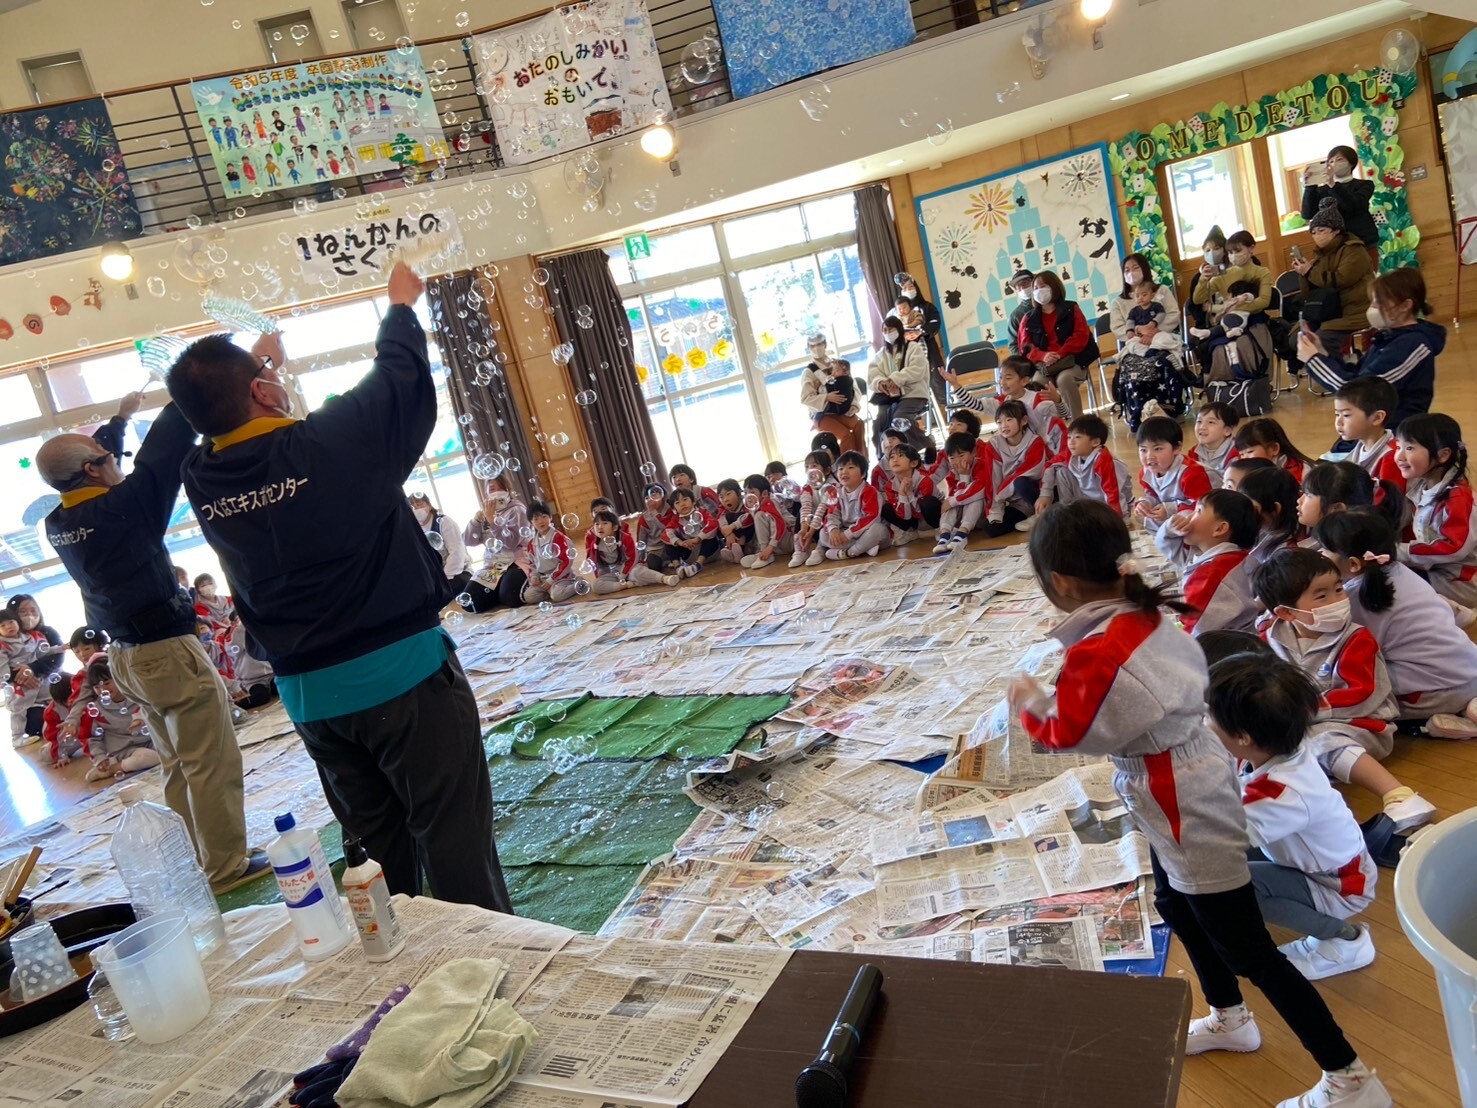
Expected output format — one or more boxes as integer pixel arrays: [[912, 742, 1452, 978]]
[[0, 99, 141, 267], [711, 0, 916, 99], [292, 206, 463, 281], [471, 0, 672, 167], [916, 145, 1124, 353], [1111, 67, 1419, 276], [189, 50, 448, 196]]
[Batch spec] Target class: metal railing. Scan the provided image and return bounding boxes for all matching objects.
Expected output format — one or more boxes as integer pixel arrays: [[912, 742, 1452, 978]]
[[8, 0, 1020, 247]]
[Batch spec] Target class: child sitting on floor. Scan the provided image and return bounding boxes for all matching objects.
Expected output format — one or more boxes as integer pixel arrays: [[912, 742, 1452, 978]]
[[1238, 466, 1309, 573], [43, 677, 88, 767], [1037, 415, 1130, 516], [1204, 650, 1379, 981], [1297, 462, 1404, 536], [1252, 548, 1436, 834], [765, 462, 801, 532], [1007, 499, 1391, 1108], [1396, 413, 1477, 624], [935, 432, 992, 555], [817, 451, 888, 563], [588, 509, 679, 592], [524, 501, 579, 603], [1155, 488, 1260, 636], [1235, 417, 1314, 485], [1188, 403, 1241, 489], [668, 464, 723, 518], [1132, 416, 1212, 540], [983, 400, 1049, 536], [740, 475, 793, 569], [880, 444, 940, 542], [715, 479, 756, 564], [664, 487, 721, 578], [789, 451, 838, 569], [1327, 378, 1401, 491], [79, 654, 161, 783], [635, 483, 677, 572]]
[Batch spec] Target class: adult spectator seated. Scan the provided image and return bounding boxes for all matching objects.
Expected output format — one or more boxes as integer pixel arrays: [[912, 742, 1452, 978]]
[[1005, 269, 1036, 355], [1300, 267, 1444, 430], [165, 262, 511, 912], [1018, 271, 1094, 421], [1110, 253, 1181, 362], [868, 315, 930, 456], [894, 272, 947, 416], [1301, 144, 1380, 263], [36, 391, 263, 894], [461, 476, 532, 612], [799, 333, 867, 457], [1291, 198, 1374, 359], [1188, 230, 1274, 371], [1184, 225, 1228, 331], [408, 491, 471, 595]]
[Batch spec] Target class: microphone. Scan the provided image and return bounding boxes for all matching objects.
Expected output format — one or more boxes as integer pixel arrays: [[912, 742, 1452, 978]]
[[795, 963, 884, 1108]]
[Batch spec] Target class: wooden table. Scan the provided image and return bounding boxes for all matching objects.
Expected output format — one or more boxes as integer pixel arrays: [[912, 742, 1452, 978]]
[[690, 950, 1191, 1108]]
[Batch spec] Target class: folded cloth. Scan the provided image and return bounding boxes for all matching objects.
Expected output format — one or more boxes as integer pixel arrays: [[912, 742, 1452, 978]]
[[335, 958, 538, 1108]]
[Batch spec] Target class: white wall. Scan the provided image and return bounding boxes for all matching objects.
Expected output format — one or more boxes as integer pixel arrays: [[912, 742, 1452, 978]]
[[0, 0, 1410, 371]]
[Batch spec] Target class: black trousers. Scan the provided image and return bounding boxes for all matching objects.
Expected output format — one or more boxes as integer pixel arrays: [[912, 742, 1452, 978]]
[[462, 565, 527, 613], [882, 497, 941, 530], [1150, 851, 1354, 1072], [236, 679, 277, 709], [448, 569, 472, 596], [295, 651, 512, 913], [664, 537, 721, 565]]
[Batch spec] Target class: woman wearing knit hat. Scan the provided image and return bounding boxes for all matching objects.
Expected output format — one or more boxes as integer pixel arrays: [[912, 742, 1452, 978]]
[[1291, 198, 1373, 360]]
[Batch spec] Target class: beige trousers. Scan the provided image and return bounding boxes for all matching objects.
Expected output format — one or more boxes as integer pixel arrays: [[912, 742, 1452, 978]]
[[110, 635, 249, 886]]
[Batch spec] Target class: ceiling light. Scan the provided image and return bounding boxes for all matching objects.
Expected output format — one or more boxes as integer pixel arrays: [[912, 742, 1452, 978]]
[[1081, 0, 1112, 19], [887, 159, 904, 168], [1110, 92, 1131, 101], [99, 242, 134, 281], [640, 124, 676, 161]]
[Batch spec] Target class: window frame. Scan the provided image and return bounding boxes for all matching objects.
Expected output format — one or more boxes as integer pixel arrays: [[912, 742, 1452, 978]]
[[20, 51, 94, 105]]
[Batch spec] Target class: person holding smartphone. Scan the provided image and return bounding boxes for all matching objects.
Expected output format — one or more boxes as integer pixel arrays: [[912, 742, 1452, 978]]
[[1301, 145, 1379, 264], [1185, 226, 1228, 331]]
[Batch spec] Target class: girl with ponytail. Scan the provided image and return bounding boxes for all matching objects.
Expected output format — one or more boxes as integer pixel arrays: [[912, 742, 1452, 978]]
[[1297, 461, 1405, 533], [1395, 413, 1477, 617]]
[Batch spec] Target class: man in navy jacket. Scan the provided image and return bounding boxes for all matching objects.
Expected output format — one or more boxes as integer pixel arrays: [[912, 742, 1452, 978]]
[[38, 392, 262, 892], [166, 263, 509, 912]]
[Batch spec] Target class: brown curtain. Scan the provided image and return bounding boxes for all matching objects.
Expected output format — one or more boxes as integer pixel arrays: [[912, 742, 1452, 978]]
[[854, 184, 905, 346], [543, 250, 667, 514], [426, 269, 539, 505]]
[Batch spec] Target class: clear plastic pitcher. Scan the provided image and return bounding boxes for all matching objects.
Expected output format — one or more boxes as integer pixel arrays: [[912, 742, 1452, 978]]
[[90, 911, 210, 1044]]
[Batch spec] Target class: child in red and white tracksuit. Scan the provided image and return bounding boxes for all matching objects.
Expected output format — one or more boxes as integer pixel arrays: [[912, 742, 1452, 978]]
[[789, 451, 838, 569], [635, 484, 678, 572], [663, 488, 721, 577], [1396, 415, 1477, 614], [740, 475, 793, 569], [982, 401, 1049, 537], [1154, 489, 1260, 636], [588, 510, 679, 593], [816, 451, 888, 562], [1038, 415, 1131, 516], [934, 433, 993, 554], [524, 503, 578, 603], [880, 445, 940, 541], [1009, 500, 1389, 1108]]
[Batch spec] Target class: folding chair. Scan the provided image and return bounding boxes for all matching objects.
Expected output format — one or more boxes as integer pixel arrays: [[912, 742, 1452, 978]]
[[1273, 271, 1304, 394], [1266, 285, 1288, 400], [943, 343, 1000, 408], [1090, 315, 1117, 415]]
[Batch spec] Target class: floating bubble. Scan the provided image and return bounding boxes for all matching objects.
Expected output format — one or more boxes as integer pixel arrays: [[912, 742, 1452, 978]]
[[633, 189, 658, 212], [455, 10, 470, 28], [426, 531, 445, 551], [639, 461, 658, 477], [531, 267, 550, 286], [455, 591, 473, 608], [574, 580, 591, 595], [550, 432, 571, 447], [576, 315, 595, 330], [564, 612, 583, 629], [765, 781, 787, 802], [560, 512, 579, 529], [512, 720, 537, 745], [293, 197, 317, 216], [289, 22, 310, 42], [552, 342, 575, 365], [458, 412, 474, 426], [574, 389, 597, 407], [891, 417, 912, 432], [927, 118, 954, 146], [538, 600, 554, 613], [445, 610, 464, 627], [396, 35, 415, 54], [472, 452, 506, 480], [995, 81, 1022, 104], [146, 276, 167, 298], [799, 86, 830, 121], [573, 449, 589, 463], [898, 110, 920, 128]]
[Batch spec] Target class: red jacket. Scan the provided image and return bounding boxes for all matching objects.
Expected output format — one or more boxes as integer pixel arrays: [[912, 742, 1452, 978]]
[[1018, 303, 1092, 364], [586, 530, 638, 575], [884, 471, 936, 521]]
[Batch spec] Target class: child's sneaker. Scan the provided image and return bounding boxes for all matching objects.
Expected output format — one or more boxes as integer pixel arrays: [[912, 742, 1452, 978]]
[[788, 548, 808, 569], [932, 533, 954, 555], [1424, 712, 1477, 739], [718, 547, 741, 564], [1275, 1062, 1392, 1108], [84, 760, 116, 783], [741, 553, 774, 569], [1184, 1006, 1261, 1055], [824, 548, 846, 561], [1014, 516, 1036, 533], [804, 548, 825, 567], [891, 528, 912, 547], [864, 545, 880, 557], [662, 574, 681, 586], [1279, 926, 1375, 980], [949, 533, 969, 552], [1189, 326, 1212, 339], [1382, 790, 1437, 833], [680, 563, 701, 579]]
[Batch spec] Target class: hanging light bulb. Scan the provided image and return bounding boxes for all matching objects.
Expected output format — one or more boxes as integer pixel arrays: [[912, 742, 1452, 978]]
[[639, 123, 676, 162], [100, 241, 134, 281], [1081, 0, 1112, 19]]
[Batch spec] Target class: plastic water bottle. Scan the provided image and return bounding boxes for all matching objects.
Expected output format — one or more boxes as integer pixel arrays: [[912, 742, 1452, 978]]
[[268, 812, 353, 962], [109, 784, 227, 957]]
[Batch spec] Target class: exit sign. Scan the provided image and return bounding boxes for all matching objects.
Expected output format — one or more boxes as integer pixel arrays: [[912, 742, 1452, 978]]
[[624, 233, 651, 260]]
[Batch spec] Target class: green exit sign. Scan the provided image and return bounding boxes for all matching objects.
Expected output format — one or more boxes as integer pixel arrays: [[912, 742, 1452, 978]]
[[624, 233, 651, 260]]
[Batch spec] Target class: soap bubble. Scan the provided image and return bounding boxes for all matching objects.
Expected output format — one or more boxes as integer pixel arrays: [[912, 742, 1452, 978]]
[[512, 720, 536, 745], [891, 417, 912, 432], [550, 432, 571, 447], [995, 81, 1022, 104], [293, 197, 317, 216], [458, 413, 474, 426], [538, 600, 554, 613], [531, 267, 550, 285], [472, 452, 506, 480], [445, 610, 463, 627], [633, 189, 658, 212], [456, 591, 473, 608], [799, 86, 830, 121], [576, 315, 595, 330], [765, 781, 787, 802], [552, 342, 575, 365], [927, 118, 954, 146], [146, 276, 167, 298], [573, 449, 588, 463], [574, 390, 597, 407], [426, 531, 445, 551], [289, 22, 310, 42], [396, 35, 415, 54], [564, 612, 583, 629], [560, 512, 579, 529], [679, 41, 717, 85], [898, 110, 920, 128], [639, 461, 658, 477], [455, 10, 470, 28]]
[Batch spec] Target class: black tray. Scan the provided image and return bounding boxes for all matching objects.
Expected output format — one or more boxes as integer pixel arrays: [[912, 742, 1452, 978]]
[[0, 903, 136, 1038]]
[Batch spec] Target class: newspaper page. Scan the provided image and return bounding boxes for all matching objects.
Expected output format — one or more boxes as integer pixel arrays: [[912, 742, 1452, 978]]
[[972, 918, 1105, 972], [513, 937, 791, 1105], [973, 880, 1155, 962]]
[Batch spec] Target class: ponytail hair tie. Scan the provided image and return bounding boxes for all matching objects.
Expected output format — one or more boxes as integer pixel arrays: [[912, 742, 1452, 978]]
[[1115, 554, 1141, 577], [1362, 551, 1391, 565]]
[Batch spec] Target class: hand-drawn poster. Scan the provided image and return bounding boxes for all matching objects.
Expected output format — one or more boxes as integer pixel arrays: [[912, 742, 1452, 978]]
[[916, 144, 1124, 353], [471, 0, 672, 167], [292, 205, 463, 281], [712, 0, 916, 100], [189, 50, 448, 196], [0, 99, 141, 267]]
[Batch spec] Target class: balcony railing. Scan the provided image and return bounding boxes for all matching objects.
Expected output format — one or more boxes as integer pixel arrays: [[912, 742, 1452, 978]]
[[6, 0, 1025, 247]]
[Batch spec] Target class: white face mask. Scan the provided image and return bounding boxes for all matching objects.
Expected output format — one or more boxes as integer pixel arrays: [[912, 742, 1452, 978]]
[[1330, 160, 1353, 181], [1292, 597, 1352, 635], [1204, 249, 1223, 265], [1228, 251, 1250, 267], [414, 507, 432, 524], [199, 586, 216, 599], [1018, 286, 1034, 302], [1123, 271, 1138, 287], [1032, 288, 1053, 306], [1365, 306, 1387, 330], [884, 330, 900, 343]]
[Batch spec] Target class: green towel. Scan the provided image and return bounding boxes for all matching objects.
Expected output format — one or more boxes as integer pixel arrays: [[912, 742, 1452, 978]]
[[336, 959, 537, 1108]]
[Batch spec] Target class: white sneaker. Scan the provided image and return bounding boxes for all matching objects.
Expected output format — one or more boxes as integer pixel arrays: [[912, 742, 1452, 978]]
[[805, 548, 825, 566], [949, 533, 969, 551], [1275, 1066, 1393, 1108], [680, 563, 701, 579], [788, 549, 808, 568], [824, 548, 846, 561], [932, 533, 953, 555], [1424, 712, 1477, 739], [719, 548, 741, 564], [663, 574, 681, 586], [1280, 926, 1376, 981], [12, 734, 40, 749], [865, 545, 880, 557], [1190, 326, 1212, 339], [741, 554, 774, 569], [1014, 516, 1036, 533], [1384, 792, 1437, 833], [1184, 1009, 1262, 1055], [891, 528, 912, 548]]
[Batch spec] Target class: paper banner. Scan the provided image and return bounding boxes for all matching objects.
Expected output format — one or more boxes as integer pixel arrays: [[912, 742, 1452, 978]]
[[471, 0, 672, 167], [712, 0, 915, 100], [1111, 67, 1419, 277], [0, 98, 141, 267], [291, 206, 463, 282], [917, 144, 1123, 354], [189, 49, 448, 197]]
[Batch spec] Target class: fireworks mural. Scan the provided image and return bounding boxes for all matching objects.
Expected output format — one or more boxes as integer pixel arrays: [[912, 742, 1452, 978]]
[[0, 98, 141, 267], [915, 144, 1123, 354]]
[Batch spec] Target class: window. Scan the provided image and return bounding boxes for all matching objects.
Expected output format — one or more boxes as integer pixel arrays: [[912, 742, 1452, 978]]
[[1165, 143, 1265, 260], [0, 374, 42, 429], [1267, 116, 1356, 221], [342, 0, 407, 49], [46, 348, 149, 412], [605, 225, 720, 286], [259, 12, 325, 65], [22, 53, 92, 105]]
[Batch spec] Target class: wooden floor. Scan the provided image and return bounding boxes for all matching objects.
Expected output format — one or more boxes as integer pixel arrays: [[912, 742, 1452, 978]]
[[1, 327, 1473, 1104]]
